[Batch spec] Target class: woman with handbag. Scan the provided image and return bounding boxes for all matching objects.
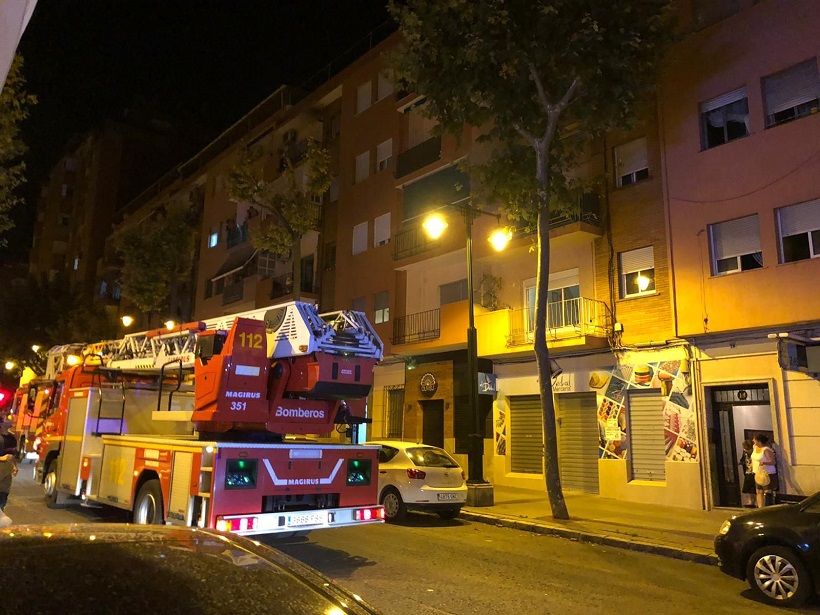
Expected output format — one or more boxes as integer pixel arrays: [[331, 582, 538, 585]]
[[751, 434, 778, 508], [738, 438, 756, 508]]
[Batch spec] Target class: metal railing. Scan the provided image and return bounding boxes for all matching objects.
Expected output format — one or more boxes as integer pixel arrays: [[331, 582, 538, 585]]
[[393, 226, 439, 260], [222, 280, 245, 305], [550, 192, 601, 229], [507, 297, 611, 346], [395, 135, 442, 179], [392, 308, 441, 345]]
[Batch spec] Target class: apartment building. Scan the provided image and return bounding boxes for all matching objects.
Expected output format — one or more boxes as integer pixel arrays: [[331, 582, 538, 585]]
[[660, 0, 820, 508]]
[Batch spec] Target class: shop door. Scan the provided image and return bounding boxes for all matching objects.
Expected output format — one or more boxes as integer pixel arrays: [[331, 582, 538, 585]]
[[509, 395, 543, 474], [628, 392, 667, 482], [420, 400, 444, 449], [558, 392, 599, 494]]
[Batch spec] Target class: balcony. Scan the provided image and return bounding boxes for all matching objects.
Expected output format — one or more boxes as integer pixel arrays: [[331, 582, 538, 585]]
[[395, 135, 441, 179], [393, 226, 439, 260], [507, 297, 611, 347], [278, 139, 310, 171], [226, 222, 249, 248], [222, 280, 245, 305], [269, 273, 319, 300], [391, 308, 441, 345]]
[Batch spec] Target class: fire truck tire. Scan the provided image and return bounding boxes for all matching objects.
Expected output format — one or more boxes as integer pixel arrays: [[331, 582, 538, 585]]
[[380, 487, 407, 522], [44, 462, 68, 509], [133, 479, 164, 525]]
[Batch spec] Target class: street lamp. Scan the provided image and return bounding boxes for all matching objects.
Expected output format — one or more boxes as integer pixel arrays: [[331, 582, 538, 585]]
[[121, 315, 134, 327], [423, 201, 509, 506]]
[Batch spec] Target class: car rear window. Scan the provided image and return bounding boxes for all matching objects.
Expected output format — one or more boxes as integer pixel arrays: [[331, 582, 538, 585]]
[[406, 447, 459, 468]]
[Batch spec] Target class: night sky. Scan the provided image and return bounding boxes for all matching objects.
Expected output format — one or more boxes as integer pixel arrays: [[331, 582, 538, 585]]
[[4, 0, 391, 260]]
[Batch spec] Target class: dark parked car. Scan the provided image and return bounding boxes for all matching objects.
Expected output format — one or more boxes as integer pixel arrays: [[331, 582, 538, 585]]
[[0, 523, 381, 614], [715, 492, 820, 607]]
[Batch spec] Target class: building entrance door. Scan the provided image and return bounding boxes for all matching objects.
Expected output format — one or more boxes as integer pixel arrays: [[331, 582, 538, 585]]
[[420, 399, 444, 448]]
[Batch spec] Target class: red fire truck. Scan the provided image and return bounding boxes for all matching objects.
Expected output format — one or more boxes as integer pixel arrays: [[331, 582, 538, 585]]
[[35, 301, 385, 535]]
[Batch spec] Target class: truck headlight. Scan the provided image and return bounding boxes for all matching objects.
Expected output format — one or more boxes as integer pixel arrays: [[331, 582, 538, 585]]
[[718, 519, 732, 535]]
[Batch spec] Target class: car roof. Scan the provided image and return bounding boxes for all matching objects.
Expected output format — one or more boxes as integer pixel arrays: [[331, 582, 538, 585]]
[[363, 440, 441, 450]]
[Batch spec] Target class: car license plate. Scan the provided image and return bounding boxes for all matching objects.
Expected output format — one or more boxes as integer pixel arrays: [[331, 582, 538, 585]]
[[287, 511, 327, 527], [437, 493, 459, 501]]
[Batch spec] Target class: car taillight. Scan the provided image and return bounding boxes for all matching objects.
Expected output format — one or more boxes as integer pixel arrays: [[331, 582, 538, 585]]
[[407, 468, 426, 480], [461, 470, 466, 481], [354, 506, 385, 522], [215, 516, 258, 533]]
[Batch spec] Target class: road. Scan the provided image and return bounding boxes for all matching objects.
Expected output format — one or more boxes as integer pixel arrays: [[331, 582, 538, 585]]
[[5, 466, 810, 615]]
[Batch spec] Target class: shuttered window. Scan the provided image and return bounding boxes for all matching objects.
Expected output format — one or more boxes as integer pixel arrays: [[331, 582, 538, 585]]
[[352, 221, 368, 255], [374, 212, 391, 247], [377, 73, 394, 100], [619, 246, 655, 297], [509, 395, 543, 474], [377, 139, 393, 172], [628, 392, 666, 482], [440, 279, 468, 305], [385, 386, 405, 438], [355, 151, 370, 183], [763, 59, 820, 127], [614, 137, 649, 187], [558, 393, 599, 494], [356, 81, 372, 114], [778, 198, 820, 262], [700, 87, 749, 149], [709, 215, 763, 274]]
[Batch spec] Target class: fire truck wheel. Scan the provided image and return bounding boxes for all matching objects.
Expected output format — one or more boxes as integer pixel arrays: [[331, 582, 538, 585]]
[[133, 479, 164, 525], [44, 462, 67, 509], [380, 487, 406, 522]]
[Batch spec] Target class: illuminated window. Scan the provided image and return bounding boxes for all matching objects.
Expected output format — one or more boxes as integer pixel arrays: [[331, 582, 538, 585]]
[[374, 291, 389, 324], [619, 247, 655, 298], [208, 231, 218, 248]]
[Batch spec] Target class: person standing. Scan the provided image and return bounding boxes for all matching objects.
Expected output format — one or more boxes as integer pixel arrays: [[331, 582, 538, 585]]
[[738, 438, 756, 508], [0, 418, 19, 524], [751, 433, 778, 508]]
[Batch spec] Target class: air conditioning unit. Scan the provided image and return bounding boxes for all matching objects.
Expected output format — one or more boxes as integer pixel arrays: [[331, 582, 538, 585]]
[[283, 129, 298, 144]]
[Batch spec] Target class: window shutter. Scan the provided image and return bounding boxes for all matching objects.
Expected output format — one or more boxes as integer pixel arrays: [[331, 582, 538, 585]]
[[764, 60, 820, 116], [779, 199, 820, 236], [356, 81, 372, 113], [352, 221, 368, 255], [377, 139, 392, 168], [615, 137, 648, 176], [374, 212, 391, 246], [711, 215, 761, 259], [509, 395, 543, 474], [700, 87, 747, 113], [377, 73, 394, 100], [628, 392, 667, 482], [620, 246, 654, 274], [355, 151, 370, 183]]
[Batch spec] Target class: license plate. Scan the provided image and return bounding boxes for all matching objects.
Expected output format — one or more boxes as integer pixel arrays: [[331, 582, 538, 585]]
[[287, 511, 327, 527], [437, 493, 459, 501]]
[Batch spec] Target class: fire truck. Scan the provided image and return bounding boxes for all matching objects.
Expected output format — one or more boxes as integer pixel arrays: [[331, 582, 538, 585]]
[[35, 301, 386, 535]]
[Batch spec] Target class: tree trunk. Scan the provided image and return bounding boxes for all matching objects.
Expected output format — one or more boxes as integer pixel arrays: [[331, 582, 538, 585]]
[[291, 236, 302, 302], [534, 142, 569, 520]]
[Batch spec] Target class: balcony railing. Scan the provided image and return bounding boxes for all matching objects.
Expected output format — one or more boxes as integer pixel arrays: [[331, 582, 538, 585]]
[[507, 297, 611, 346], [278, 139, 310, 171], [550, 192, 601, 229], [395, 135, 442, 179], [392, 308, 441, 345], [393, 226, 439, 261], [226, 222, 249, 248], [222, 280, 245, 305]]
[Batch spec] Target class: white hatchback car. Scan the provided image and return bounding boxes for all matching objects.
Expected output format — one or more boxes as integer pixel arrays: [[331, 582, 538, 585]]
[[364, 440, 467, 521]]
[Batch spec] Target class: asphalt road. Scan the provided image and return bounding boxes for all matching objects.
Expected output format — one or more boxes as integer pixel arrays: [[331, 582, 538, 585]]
[[6, 466, 814, 615]]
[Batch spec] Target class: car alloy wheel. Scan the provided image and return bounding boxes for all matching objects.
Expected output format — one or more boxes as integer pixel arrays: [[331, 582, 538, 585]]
[[380, 487, 406, 521], [746, 546, 812, 607]]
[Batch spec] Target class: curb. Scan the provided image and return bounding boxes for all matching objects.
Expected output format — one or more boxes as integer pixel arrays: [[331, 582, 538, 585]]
[[460, 509, 719, 566]]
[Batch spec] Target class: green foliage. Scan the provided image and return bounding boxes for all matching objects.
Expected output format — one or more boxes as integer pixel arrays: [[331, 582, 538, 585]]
[[0, 55, 37, 244], [228, 138, 331, 259], [115, 205, 196, 313]]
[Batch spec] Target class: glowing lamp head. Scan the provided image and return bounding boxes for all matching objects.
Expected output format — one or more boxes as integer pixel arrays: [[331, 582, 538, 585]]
[[66, 355, 80, 366], [121, 315, 134, 327], [422, 214, 448, 239], [165, 320, 176, 331], [637, 275, 651, 292], [488, 227, 512, 252], [31, 345, 41, 353], [4, 361, 15, 371]]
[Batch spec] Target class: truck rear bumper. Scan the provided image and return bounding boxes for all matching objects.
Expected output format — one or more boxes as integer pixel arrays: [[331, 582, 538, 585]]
[[214, 505, 385, 536]]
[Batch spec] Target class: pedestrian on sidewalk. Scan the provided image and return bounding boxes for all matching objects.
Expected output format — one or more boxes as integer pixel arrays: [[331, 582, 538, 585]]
[[751, 433, 777, 509], [738, 438, 756, 508], [0, 418, 19, 526]]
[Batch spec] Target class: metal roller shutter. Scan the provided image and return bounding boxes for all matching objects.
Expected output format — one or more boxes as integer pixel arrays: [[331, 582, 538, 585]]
[[558, 392, 599, 494], [509, 395, 543, 474], [628, 392, 666, 481]]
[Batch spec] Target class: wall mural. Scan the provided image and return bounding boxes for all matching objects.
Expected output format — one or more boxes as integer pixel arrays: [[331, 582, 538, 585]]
[[588, 358, 697, 462]]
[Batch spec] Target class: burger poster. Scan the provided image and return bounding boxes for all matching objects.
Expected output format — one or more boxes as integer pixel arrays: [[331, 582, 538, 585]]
[[587, 359, 696, 462]]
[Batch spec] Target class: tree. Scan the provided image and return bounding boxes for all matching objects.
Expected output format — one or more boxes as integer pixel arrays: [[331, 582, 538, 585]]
[[115, 204, 197, 315], [228, 138, 331, 300], [0, 55, 37, 245], [389, 0, 675, 519]]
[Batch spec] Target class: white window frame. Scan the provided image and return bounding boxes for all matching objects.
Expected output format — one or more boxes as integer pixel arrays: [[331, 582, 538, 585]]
[[524, 269, 580, 335], [354, 151, 370, 184], [376, 139, 393, 172], [356, 81, 372, 114], [777, 199, 820, 263], [614, 137, 649, 187], [374, 291, 390, 324], [377, 72, 394, 101], [352, 221, 368, 255], [763, 59, 820, 128], [257, 251, 277, 279], [708, 215, 763, 275], [700, 87, 750, 149], [619, 247, 655, 298], [374, 212, 391, 247]]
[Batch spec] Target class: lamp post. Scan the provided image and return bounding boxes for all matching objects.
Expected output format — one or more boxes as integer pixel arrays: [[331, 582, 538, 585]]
[[423, 202, 510, 506]]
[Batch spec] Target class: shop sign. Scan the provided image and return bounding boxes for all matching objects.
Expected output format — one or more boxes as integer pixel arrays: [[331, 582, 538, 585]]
[[478, 372, 497, 395], [419, 372, 438, 398]]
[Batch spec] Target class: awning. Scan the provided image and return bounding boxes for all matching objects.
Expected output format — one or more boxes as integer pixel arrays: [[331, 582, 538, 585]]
[[210, 247, 257, 282]]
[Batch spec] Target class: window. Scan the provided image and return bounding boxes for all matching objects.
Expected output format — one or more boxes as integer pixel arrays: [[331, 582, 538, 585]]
[[61, 184, 74, 198], [440, 279, 468, 305], [619, 247, 655, 298], [58, 214, 70, 227], [328, 176, 339, 202], [374, 213, 391, 247], [377, 72, 394, 100], [355, 151, 370, 183], [73, 257, 79, 271], [257, 251, 276, 279], [111, 284, 121, 300], [351, 296, 366, 312], [374, 291, 389, 324], [356, 81, 372, 114], [547, 284, 581, 328], [778, 199, 820, 263], [215, 278, 225, 294], [692, 0, 739, 30], [352, 221, 368, 255], [323, 243, 336, 270], [99, 281, 107, 297], [709, 215, 763, 274], [700, 88, 750, 149], [204, 279, 213, 299], [208, 230, 219, 248], [763, 59, 820, 128], [328, 114, 341, 140], [376, 139, 392, 172], [614, 137, 649, 187], [300, 255, 315, 293]]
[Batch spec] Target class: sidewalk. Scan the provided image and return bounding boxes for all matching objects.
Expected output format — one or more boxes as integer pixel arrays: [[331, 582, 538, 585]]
[[461, 485, 739, 565]]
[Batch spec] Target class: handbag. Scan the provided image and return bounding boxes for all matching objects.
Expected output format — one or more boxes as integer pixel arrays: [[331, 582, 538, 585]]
[[755, 465, 771, 487]]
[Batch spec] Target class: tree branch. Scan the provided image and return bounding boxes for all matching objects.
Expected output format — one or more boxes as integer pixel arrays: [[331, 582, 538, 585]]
[[529, 62, 551, 114], [543, 76, 581, 142], [512, 122, 537, 146], [552, 76, 581, 115]]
